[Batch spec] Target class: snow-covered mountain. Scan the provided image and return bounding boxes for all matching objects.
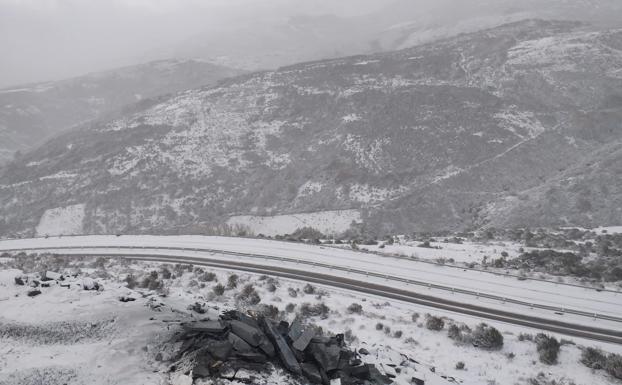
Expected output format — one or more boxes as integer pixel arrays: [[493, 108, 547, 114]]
[[1, 20, 621, 237], [0, 59, 243, 164], [154, 0, 622, 72]]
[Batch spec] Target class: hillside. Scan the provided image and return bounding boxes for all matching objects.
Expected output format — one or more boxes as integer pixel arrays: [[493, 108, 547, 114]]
[[0, 59, 243, 163], [1, 20, 621, 237]]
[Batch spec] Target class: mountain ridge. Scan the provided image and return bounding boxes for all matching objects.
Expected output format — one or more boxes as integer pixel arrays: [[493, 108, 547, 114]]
[[1, 20, 621, 237]]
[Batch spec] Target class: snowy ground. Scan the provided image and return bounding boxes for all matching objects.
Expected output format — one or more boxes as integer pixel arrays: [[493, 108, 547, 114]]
[[1, 255, 621, 385], [1, 236, 620, 330], [226, 210, 362, 237]]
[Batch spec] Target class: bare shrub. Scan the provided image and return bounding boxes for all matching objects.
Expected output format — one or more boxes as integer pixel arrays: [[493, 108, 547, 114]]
[[213, 283, 225, 296], [472, 323, 503, 350], [288, 287, 298, 297], [535, 334, 560, 365], [303, 284, 316, 294], [347, 303, 363, 314], [198, 272, 217, 282], [227, 274, 239, 289], [299, 302, 330, 319], [425, 315, 445, 331], [236, 284, 261, 306], [580, 347, 607, 370]]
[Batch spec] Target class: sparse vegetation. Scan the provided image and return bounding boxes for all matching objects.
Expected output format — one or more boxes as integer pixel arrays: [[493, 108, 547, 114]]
[[303, 284, 316, 294], [198, 272, 217, 282], [472, 323, 503, 350], [425, 315, 445, 331], [236, 284, 261, 306], [299, 302, 330, 319], [212, 283, 225, 296], [347, 303, 363, 314], [533, 334, 560, 365], [227, 274, 239, 289]]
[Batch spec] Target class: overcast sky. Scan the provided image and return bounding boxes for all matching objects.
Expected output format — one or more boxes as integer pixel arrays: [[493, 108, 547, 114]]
[[0, 0, 388, 87]]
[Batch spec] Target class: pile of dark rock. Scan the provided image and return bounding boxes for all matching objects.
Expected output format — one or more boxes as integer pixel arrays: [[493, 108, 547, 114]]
[[171, 310, 393, 385]]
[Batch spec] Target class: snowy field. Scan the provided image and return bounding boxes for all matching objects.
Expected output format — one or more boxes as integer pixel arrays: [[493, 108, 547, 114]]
[[35, 204, 85, 237], [1, 255, 621, 385]]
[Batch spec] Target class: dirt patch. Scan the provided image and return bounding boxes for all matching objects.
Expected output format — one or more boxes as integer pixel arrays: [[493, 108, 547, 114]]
[[0, 319, 116, 345]]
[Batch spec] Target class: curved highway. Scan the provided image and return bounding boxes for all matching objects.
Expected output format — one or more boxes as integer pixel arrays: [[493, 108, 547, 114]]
[[1, 236, 621, 344]]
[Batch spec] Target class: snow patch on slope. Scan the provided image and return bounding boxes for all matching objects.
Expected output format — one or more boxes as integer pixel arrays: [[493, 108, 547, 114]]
[[35, 204, 86, 237], [227, 210, 361, 236]]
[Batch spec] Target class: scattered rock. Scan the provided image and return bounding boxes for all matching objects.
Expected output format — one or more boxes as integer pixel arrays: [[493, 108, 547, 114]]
[[14, 276, 25, 286], [45, 271, 64, 281], [119, 296, 136, 302], [27, 290, 42, 297], [81, 278, 100, 291]]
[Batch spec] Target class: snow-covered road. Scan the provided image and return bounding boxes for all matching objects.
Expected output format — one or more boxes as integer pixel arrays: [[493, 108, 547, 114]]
[[1, 235, 621, 332]]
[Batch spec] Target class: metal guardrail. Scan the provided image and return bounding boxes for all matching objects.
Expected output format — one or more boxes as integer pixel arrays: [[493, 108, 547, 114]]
[[3, 233, 617, 293], [3, 244, 622, 324]]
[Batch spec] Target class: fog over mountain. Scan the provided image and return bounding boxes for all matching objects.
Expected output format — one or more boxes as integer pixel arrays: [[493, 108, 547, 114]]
[[2, 0, 622, 88]]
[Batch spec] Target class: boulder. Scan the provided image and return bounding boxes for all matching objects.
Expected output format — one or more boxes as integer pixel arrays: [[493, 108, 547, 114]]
[[44, 271, 64, 281], [27, 290, 42, 297], [262, 319, 301, 374], [14, 276, 25, 286], [81, 278, 99, 290]]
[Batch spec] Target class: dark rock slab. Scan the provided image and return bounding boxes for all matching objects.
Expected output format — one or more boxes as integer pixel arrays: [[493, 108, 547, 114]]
[[228, 332, 253, 353], [27, 290, 42, 297], [262, 319, 301, 374], [14, 276, 25, 285], [235, 351, 268, 363], [349, 364, 371, 380], [368, 365, 393, 384], [119, 296, 136, 302], [309, 342, 341, 372], [184, 321, 227, 334], [411, 377, 424, 385], [292, 327, 316, 352], [288, 318, 303, 341], [230, 320, 263, 346], [206, 340, 233, 361], [301, 363, 323, 384]]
